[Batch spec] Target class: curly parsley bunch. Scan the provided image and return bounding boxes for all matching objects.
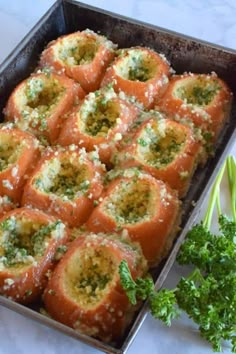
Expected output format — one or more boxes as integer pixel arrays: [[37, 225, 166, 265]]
[[119, 156, 236, 352]]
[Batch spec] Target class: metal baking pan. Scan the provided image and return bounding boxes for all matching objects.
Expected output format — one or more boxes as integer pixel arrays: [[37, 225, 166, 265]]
[[0, 1, 236, 353]]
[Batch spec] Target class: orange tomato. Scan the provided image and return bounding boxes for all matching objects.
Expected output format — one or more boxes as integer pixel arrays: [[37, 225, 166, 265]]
[[43, 232, 147, 342], [0, 207, 69, 304]]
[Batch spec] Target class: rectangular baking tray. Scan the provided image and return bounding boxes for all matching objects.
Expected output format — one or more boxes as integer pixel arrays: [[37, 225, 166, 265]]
[[0, 1, 236, 353]]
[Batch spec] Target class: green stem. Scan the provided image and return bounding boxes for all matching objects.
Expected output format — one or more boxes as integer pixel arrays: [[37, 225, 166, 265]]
[[227, 156, 236, 222], [216, 190, 221, 217], [233, 156, 236, 222], [227, 157, 233, 218], [187, 268, 205, 284], [203, 161, 226, 229]]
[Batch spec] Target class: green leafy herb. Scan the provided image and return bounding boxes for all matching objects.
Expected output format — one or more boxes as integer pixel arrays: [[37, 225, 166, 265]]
[[119, 260, 154, 304], [149, 289, 179, 326], [119, 155, 236, 352]]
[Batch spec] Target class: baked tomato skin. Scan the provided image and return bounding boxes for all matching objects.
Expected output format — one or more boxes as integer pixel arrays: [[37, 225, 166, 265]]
[[57, 87, 138, 166], [44, 232, 147, 342], [0, 127, 40, 204], [4, 72, 85, 144], [22, 146, 104, 227], [87, 171, 181, 266], [102, 47, 171, 109], [0, 207, 69, 304], [40, 30, 116, 93], [157, 73, 233, 144]]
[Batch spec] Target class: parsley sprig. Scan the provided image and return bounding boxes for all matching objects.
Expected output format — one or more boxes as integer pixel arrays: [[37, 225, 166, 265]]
[[119, 155, 236, 352]]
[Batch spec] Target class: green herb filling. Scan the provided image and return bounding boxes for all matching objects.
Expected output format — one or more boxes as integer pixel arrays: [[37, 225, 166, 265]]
[[0, 137, 22, 172], [175, 77, 221, 106], [83, 99, 119, 137], [64, 248, 116, 306], [34, 158, 90, 200], [103, 179, 156, 224], [137, 121, 185, 168], [0, 217, 61, 267], [116, 50, 158, 82], [22, 77, 65, 132], [58, 37, 98, 66]]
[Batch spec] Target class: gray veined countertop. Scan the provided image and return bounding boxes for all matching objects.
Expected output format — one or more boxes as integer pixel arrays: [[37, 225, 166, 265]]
[[0, 1, 235, 353]]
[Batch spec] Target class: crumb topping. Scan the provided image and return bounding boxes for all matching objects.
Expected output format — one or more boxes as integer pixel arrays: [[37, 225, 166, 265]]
[[58, 36, 99, 66], [174, 76, 221, 107], [33, 155, 91, 201], [103, 178, 157, 224], [18, 75, 65, 132], [80, 88, 120, 137], [0, 133, 24, 172], [0, 215, 63, 269], [115, 49, 158, 82], [137, 119, 186, 168], [64, 247, 117, 307]]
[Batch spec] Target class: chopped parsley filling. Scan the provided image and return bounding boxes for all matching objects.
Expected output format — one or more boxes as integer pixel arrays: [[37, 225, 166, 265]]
[[137, 121, 185, 168], [21, 76, 65, 132], [103, 179, 156, 224], [116, 50, 158, 82], [58, 37, 98, 66], [0, 138, 22, 172], [65, 248, 116, 306], [34, 158, 90, 200], [0, 217, 62, 267], [83, 99, 119, 137], [175, 77, 221, 106]]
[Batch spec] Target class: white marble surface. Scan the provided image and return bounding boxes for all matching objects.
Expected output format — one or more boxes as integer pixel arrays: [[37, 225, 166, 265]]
[[0, 1, 235, 354]]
